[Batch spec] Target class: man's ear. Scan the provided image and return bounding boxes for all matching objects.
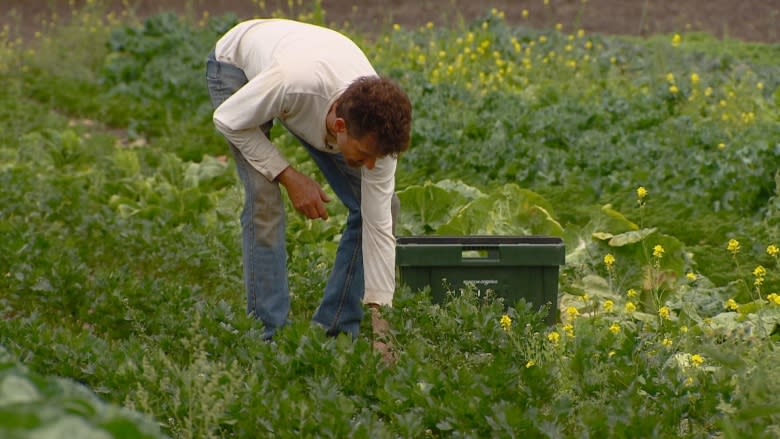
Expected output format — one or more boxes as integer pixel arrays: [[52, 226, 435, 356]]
[[333, 117, 347, 133]]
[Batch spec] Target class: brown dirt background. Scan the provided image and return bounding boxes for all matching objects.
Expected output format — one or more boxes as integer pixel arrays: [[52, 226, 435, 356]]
[[2, 0, 779, 43]]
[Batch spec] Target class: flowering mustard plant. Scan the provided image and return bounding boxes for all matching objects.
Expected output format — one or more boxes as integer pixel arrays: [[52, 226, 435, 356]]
[[727, 239, 741, 257], [500, 314, 512, 332]]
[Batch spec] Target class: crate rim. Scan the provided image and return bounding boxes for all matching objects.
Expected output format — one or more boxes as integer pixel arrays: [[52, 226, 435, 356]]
[[396, 235, 563, 245]]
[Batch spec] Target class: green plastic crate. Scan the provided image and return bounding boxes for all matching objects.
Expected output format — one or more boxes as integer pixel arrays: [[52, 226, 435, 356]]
[[396, 236, 565, 323]]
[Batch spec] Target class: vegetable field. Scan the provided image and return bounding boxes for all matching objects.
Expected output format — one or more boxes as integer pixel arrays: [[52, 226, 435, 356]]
[[1, 1, 779, 437]]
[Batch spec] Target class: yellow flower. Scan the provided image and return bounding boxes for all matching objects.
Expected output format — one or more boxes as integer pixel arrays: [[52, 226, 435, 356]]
[[500, 314, 512, 332], [680, 325, 688, 333], [609, 323, 620, 334], [636, 186, 648, 200], [604, 254, 616, 267], [658, 306, 671, 320], [757, 82, 764, 90], [671, 33, 681, 47], [666, 72, 675, 83], [767, 293, 780, 305], [566, 306, 580, 319], [725, 298, 738, 311], [753, 265, 767, 278], [718, 143, 726, 149], [548, 331, 560, 344], [563, 323, 574, 337], [626, 288, 638, 298], [669, 85, 679, 94], [691, 354, 704, 367], [608, 351, 616, 358], [392, 23, 401, 31], [603, 300, 614, 312], [690, 73, 700, 84], [704, 86, 713, 96], [522, 9, 529, 18], [653, 245, 665, 258], [767, 244, 779, 257], [526, 359, 536, 368], [686, 272, 697, 281], [625, 302, 636, 313], [727, 239, 740, 256], [662, 338, 673, 347]]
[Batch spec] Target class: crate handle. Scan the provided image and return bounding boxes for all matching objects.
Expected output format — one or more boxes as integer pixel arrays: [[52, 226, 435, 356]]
[[461, 246, 500, 260]]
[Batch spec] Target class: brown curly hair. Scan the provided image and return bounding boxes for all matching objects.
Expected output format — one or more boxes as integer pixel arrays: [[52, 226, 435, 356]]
[[336, 76, 412, 157]]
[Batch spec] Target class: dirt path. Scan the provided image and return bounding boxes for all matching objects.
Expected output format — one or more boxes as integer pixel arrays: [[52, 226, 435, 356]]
[[2, 0, 779, 43]]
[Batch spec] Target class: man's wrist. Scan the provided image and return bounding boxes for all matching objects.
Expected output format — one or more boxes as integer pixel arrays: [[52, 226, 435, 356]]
[[275, 165, 294, 185]]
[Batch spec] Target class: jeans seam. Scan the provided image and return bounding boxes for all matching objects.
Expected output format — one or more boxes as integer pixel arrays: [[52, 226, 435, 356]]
[[245, 161, 258, 316], [326, 154, 362, 330]]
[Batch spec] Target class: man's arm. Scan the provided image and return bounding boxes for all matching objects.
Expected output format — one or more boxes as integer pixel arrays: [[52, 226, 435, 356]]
[[361, 156, 397, 306], [212, 65, 290, 181], [214, 65, 331, 218]]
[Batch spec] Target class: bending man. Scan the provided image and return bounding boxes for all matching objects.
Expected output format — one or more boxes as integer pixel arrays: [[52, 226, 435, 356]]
[[206, 18, 412, 340]]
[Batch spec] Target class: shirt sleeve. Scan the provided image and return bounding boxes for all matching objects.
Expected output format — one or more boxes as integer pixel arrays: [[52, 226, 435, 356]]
[[212, 64, 290, 181], [361, 155, 397, 306]]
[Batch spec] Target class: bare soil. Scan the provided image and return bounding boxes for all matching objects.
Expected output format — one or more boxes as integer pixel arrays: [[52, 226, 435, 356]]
[[2, 0, 779, 43]]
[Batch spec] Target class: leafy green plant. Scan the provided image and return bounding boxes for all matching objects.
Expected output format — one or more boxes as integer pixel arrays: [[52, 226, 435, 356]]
[[1, 2, 779, 437], [0, 346, 165, 438]]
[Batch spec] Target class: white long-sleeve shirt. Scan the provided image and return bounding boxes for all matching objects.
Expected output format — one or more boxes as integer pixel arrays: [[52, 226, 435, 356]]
[[213, 19, 396, 305]]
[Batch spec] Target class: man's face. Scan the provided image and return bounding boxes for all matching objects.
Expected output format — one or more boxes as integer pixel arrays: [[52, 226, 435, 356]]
[[338, 132, 380, 170]]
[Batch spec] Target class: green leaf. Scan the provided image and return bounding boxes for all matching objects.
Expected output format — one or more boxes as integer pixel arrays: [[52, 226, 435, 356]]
[[600, 204, 639, 232], [26, 416, 111, 439], [183, 155, 230, 188], [438, 183, 563, 236], [432, 179, 486, 200], [606, 228, 657, 247], [110, 149, 141, 178], [591, 232, 613, 241], [397, 180, 476, 235], [0, 375, 41, 405]]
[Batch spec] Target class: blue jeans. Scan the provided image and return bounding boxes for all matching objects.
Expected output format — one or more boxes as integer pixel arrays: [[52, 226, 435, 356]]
[[206, 51, 368, 339]]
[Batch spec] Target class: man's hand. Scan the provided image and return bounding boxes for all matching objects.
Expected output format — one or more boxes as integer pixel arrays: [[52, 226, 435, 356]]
[[277, 166, 332, 219]]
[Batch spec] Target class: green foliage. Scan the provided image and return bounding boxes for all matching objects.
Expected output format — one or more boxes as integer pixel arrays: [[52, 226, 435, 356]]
[[0, 346, 165, 438], [397, 180, 562, 236], [1, 2, 779, 437]]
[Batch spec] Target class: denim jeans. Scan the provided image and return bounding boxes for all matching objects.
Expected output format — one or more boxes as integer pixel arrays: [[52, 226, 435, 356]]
[[206, 50, 376, 339]]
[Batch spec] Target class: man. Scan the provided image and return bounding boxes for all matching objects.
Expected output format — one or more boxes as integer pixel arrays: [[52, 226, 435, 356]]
[[205, 18, 412, 344]]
